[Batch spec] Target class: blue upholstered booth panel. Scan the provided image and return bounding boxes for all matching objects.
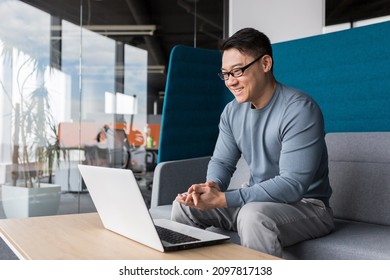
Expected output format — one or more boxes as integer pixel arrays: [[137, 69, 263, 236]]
[[273, 21, 390, 133], [159, 22, 390, 162], [158, 45, 233, 163]]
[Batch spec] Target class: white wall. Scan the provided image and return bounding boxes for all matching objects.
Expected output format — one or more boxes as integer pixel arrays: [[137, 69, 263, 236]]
[[229, 0, 324, 43]]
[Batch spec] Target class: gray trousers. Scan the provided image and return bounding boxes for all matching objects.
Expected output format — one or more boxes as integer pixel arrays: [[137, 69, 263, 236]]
[[171, 198, 334, 257]]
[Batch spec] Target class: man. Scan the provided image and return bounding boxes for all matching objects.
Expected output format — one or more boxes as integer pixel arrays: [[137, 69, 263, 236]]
[[171, 28, 334, 257]]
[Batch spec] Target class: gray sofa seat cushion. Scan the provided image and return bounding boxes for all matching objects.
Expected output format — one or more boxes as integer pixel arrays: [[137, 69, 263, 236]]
[[283, 219, 390, 260], [149, 204, 172, 220]]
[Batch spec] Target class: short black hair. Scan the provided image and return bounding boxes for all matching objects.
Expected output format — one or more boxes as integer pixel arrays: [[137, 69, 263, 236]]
[[220, 28, 273, 59]]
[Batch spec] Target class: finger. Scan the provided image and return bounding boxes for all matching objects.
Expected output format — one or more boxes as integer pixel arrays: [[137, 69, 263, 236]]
[[192, 192, 200, 207], [176, 193, 186, 199], [176, 193, 188, 203], [183, 195, 195, 207], [188, 184, 201, 194], [185, 193, 193, 203], [175, 195, 186, 204], [176, 197, 194, 207], [193, 185, 208, 194], [187, 185, 195, 194]]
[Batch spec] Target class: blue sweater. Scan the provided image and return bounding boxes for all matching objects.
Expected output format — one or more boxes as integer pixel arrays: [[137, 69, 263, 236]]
[[207, 83, 332, 208]]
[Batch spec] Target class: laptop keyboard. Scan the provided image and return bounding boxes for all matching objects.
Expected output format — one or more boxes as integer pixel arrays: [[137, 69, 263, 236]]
[[155, 226, 200, 244]]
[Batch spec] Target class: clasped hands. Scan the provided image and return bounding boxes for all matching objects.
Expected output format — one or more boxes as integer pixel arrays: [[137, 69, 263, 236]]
[[176, 181, 227, 210]]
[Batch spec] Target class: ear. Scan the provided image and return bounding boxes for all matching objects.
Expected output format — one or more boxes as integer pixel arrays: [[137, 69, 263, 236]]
[[262, 55, 273, 72]]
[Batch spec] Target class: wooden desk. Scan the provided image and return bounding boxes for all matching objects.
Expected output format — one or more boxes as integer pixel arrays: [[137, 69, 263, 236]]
[[0, 213, 279, 260]]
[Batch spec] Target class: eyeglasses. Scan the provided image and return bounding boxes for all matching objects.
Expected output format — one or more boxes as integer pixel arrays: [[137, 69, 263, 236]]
[[218, 54, 265, 81]]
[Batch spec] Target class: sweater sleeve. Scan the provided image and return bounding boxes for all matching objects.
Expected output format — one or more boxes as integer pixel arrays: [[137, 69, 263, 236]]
[[206, 104, 242, 192]]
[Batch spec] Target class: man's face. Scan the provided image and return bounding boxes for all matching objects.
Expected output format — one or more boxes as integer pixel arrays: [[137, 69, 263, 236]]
[[221, 48, 270, 109]]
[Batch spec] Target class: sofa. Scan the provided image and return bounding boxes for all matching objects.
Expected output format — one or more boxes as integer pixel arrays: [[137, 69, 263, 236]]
[[150, 21, 390, 260], [149, 132, 390, 259]]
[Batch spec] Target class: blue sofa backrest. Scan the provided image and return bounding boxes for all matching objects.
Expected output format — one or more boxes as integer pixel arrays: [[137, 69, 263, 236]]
[[273, 21, 390, 133], [158, 45, 232, 163], [159, 21, 390, 162]]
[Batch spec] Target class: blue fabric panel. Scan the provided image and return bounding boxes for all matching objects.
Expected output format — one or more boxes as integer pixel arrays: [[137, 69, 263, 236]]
[[158, 45, 233, 162], [159, 22, 390, 162], [273, 21, 390, 133]]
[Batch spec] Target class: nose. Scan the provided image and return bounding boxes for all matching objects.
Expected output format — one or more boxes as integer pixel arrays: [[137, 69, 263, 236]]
[[225, 75, 238, 86]]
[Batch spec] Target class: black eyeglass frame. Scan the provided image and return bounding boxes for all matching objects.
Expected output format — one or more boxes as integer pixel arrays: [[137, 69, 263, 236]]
[[217, 54, 265, 81]]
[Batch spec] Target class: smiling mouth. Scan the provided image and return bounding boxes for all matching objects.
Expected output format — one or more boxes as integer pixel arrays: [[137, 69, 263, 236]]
[[232, 87, 243, 95]]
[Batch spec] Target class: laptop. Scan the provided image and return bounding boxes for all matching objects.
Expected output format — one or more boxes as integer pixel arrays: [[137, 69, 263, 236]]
[[78, 164, 230, 252]]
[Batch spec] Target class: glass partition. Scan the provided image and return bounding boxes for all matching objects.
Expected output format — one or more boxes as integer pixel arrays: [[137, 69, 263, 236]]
[[0, 0, 148, 218]]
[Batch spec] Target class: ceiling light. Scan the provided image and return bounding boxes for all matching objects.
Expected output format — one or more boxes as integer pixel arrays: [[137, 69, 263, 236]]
[[147, 65, 165, 74], [84, 25, 156, 36]]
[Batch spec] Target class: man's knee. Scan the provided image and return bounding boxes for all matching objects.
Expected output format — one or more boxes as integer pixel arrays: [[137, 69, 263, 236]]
[[171, 200, 201, 228], [237, 202, 276, 226], [236, 202, 282, 256], [238, 203, 277, 239], [171, 200, 185, 222]]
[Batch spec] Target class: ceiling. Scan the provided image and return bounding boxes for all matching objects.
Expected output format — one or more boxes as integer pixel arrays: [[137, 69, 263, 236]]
[[19, 0, 390, 113], [326, 0, 390, 25]]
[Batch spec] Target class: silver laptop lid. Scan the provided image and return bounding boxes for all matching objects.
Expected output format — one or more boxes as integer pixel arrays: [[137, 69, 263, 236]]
[[78, 164, 165, 252]]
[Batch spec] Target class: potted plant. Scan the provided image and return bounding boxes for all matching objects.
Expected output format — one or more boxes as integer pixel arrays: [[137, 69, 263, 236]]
[[1, 47, 61, 218]]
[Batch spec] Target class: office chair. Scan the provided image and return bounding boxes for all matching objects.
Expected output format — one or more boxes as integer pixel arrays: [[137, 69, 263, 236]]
[[107, 128, 132, 169]]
